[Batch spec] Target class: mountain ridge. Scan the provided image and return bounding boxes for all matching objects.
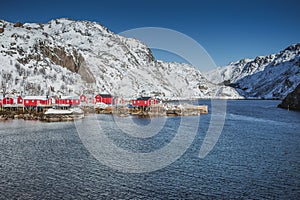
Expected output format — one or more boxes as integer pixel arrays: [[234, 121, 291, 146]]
[[205, 43, 300, 99]]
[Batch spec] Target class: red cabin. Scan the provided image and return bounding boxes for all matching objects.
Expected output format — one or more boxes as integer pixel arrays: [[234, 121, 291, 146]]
[[23, 96, 52, 107], [80, 94, 87, 103], [80, 94, 97, 104], [2, 97, 14, 105], [95, 94, 113, 105], [17, 96, 23, 104], [132, 97, 159, 107], [55, 96, 80, 106], [113, 97, 124, 105]]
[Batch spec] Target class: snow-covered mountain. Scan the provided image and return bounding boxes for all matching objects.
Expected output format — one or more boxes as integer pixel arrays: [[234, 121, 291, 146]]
[[205, 44, 300, 99], [1, 18, 298, 100], [0, 18, 240, 99]]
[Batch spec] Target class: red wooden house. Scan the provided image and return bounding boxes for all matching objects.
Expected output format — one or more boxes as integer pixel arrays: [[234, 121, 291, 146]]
[[132, 97, 159, 107], [95, 94, 113, 105], [80, 94, 87, 103], [2, 97, 14, 105], [55, 96, 80, 106], [112, 96, 124, 105], [23, 96, 52, 107], [80, 94, 96, 104], [17, 96, 23, 104], [1, 96, 24, 108]]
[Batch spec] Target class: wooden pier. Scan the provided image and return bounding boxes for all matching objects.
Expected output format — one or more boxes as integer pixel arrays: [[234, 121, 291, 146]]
[[115, 103, 208, 117]]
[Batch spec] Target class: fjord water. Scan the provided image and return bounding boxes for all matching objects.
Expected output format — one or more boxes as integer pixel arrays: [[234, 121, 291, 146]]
[[0, 100, 299, 199]]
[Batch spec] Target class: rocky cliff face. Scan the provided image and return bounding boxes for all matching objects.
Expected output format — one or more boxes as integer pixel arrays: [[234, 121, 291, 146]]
[[205, 44, 300, 99], [0, 18, 240, 99], [278, 84, 300, 111], [38, 42, 95, 83]]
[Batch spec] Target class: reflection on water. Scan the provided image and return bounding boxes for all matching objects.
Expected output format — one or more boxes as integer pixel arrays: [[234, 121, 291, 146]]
[[0, 100, 299, 199]]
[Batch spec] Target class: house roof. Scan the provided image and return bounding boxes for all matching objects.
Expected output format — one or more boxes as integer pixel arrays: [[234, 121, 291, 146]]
[[2, 96, 13, 99], [97, 94, 112, 98], [59, 96, 80, 100], [81, 94, 94, 98], [136, 97, 152, 100], [24, 96, 49, 100]]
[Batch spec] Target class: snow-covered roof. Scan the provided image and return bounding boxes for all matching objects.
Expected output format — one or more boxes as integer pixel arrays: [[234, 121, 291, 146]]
[[59, 96, 80, 100], [24, 96, 49, 100], [45, 108, 73, 115], [2, 96, 14, 99], [81, 94, 95, 98]]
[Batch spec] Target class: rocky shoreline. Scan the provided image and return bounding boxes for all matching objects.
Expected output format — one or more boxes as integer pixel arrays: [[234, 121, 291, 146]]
[[0, 111, 83, 122], [0, 103, 209, 122]]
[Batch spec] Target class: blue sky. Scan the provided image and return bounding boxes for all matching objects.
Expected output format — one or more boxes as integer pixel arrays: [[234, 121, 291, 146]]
[[1, 0, 300, 67]]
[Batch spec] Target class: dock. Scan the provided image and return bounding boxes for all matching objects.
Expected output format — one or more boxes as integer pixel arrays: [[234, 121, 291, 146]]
[[118, 103, 208, 117]]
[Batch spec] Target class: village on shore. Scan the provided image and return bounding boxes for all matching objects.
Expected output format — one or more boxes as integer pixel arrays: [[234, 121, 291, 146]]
[[0, 93, 208, 122]]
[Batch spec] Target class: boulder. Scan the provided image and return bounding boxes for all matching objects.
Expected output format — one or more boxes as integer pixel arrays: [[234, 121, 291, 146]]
[[278, 84, 300, 111], [14, 21, 23, 27]]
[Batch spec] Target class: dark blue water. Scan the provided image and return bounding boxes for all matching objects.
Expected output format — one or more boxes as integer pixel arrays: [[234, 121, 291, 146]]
[[0, 100, 299, 199]]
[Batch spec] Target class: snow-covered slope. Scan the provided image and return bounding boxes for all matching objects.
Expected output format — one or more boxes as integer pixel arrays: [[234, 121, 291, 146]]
[[0, 18, 240, 99], [205, 44, 300, 99]]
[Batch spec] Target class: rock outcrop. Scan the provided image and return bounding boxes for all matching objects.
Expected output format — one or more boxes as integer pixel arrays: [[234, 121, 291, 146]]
[[278, 84, 300, 111]]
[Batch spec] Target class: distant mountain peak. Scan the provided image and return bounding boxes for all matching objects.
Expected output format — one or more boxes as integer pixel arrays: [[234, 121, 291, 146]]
[[205, 43, 300, 99]]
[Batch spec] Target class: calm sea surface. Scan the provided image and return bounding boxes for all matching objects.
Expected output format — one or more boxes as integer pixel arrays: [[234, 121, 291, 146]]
[[0, 100, 299, 199]]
